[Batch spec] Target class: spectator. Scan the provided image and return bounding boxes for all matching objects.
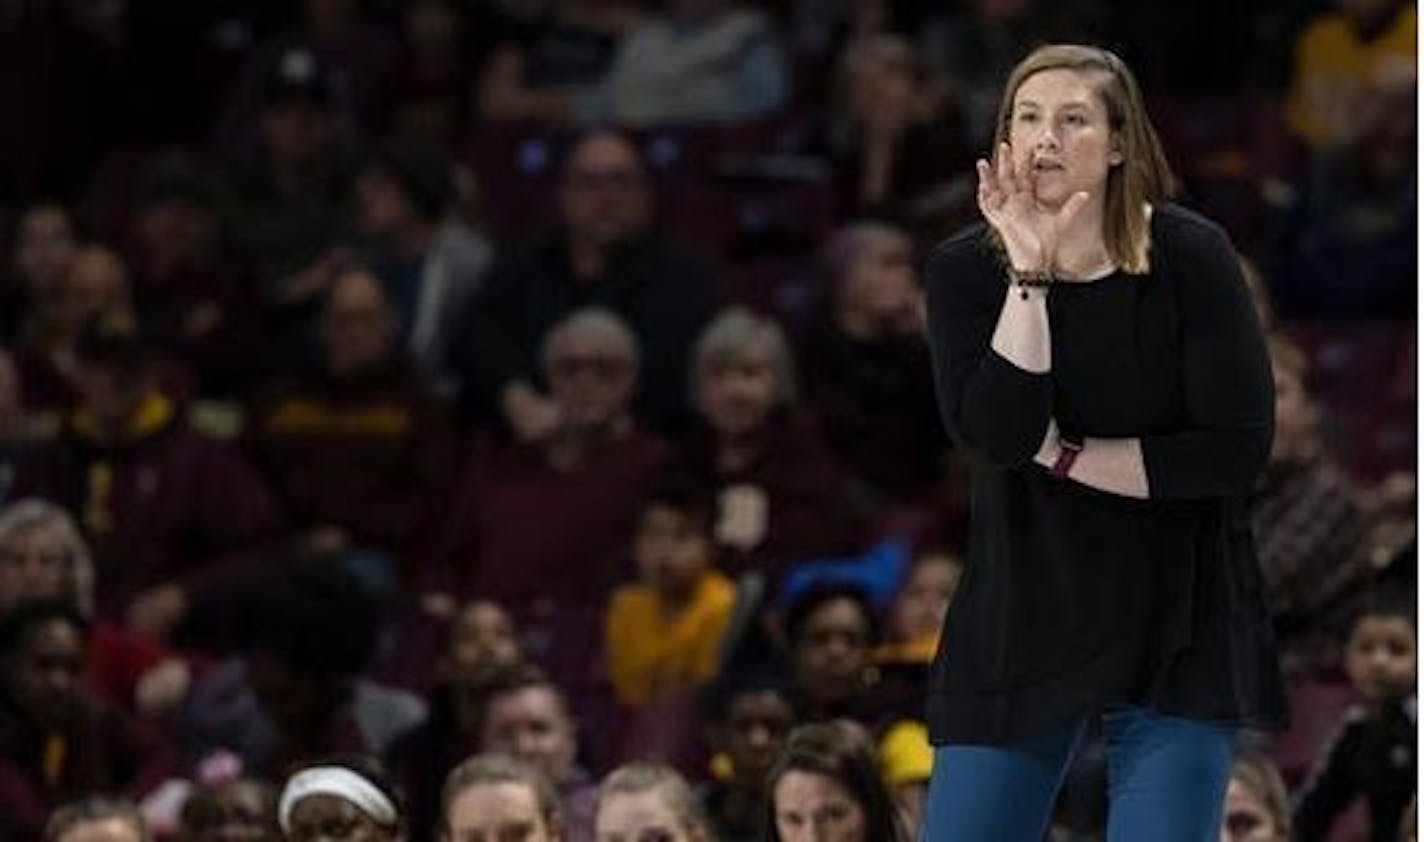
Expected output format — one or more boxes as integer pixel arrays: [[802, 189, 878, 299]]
[[390, 599, 525, 842], [44, 798, 150, 842], [5, 204, 80, 346], [278, 759, 403, 842], [351, 141, 493, 394], [478, 665, 597, 842], [1251, 336, 1371, 677], [587, 0, 790, 127], [183, 559, 425, 779], [595, 763, 715, 842], [478, 0, 643, 126], [449, 130, 713, 439], [440, 753, 563, 842], [435, 308, 671, 689], [827, 36, 971, 233], [15, 310, 279, 640], [1296, 588, 1417, 842], [875, 549, 961, 669], [0, 602, 176, 842], [126, 154, 262, 399], [802, 223, 945, 507], [1221, 751, 1291, 842], [699, 672, 796, 841], [389, 0, 479, 151], [246, 267, 458, 569], [684, 309, 866, 580], [180, 776, 280, 842], [605, 479, 736, 708], [0, 500, 188, 717], [764, 721, 907, 842], [784, 583, 897, 725], [219, 45, 354, 323], [13, 243, 132, 419], [1285, 0, 1416, 153]]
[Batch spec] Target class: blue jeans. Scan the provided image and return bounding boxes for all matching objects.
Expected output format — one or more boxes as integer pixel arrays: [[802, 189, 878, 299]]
[[921, 707, 1234, 841]]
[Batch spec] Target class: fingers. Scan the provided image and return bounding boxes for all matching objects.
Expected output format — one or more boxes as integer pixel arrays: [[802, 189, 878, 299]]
[[1056, 190, 1092, 228], [976, 158, 999, 216]]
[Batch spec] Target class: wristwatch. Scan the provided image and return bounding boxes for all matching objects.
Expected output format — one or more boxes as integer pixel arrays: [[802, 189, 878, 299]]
[[1050, 433, 1084, 478]]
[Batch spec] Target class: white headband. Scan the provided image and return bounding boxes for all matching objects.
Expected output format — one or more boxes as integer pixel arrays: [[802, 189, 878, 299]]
[[279, 766, 399, 833]]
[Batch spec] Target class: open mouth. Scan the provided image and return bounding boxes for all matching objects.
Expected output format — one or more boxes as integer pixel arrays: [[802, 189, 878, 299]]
[[1033, 160, 1064, 172]]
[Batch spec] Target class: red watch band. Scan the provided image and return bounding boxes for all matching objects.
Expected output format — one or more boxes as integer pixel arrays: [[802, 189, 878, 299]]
[[1050, 436, 1083, 478]]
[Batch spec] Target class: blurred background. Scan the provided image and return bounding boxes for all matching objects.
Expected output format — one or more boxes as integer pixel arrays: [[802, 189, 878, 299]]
[[0, 0, 1415, 840]]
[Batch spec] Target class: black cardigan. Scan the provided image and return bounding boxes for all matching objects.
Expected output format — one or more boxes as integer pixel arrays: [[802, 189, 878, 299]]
[[922, 203, 1287, 745]]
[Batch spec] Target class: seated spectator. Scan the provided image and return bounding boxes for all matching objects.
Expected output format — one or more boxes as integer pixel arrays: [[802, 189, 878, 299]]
[[246, 267, 458, 570], [126, 154, 263, 399], [478, 665, 597, 842], [391, 599, 525, 842], [182, 559, 425, 779], [180, 775, 280, 842], [478, 0, 643, 126], [764, 720, 907, 842], [435, 308, 671, 689], [875, 548, 961, 669], [1285, 0, 1415, 154], [389, 0, 481, 152], [699, 671, 796, 841], [1221, 751, 1291, 842], [1251, 336, 1372, 677], [219, 45, 355, 328], [277, 759, 404, 842], [803, 223, 945, 507], [15, 311, 278, 640], [595, 763, 715, 842], [351, 141, 493, 394], [440, 753, 563, 842], [450, 130, 712, 439], [4, 204, 79, 346], [0, 602, 176, 842], [1296, 588, 1416, 842], [784, 583, 899, 725], [12, 243, 132, 419], [44, 798, 149, 842], [0, 500, 188, 716], [826, 36, 971, 233], [684, 309, 867, 580], [606, 479, 736, 708], [587, 0, 789, 127], [1285, 55, 1415, 318]]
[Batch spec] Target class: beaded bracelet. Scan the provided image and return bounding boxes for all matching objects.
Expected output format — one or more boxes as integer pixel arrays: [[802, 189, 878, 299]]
[[1008, 266, 1055, 299]]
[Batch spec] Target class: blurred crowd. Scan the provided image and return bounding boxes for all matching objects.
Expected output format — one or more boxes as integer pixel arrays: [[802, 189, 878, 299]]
[[0, 0, 1417, 840]]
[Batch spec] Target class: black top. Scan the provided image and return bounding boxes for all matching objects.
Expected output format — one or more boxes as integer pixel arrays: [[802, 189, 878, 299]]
[[922, 203, 1286, 745], [1296, 695, 1416, 842]]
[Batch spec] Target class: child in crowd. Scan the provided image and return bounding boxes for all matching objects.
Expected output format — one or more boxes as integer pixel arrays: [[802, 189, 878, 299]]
[[606, 481, 736, 708], [700, 672, 797, 842], [1296, 588, 1416, 842], [876, 548, 961, 667]]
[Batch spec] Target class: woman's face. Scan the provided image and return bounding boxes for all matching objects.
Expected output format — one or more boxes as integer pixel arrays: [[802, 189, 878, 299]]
[[890, 557, 960, 642], [6, 617, 86, 727], [286, 794, 397, 842], [184, 780, 279, 842], [773, 770, 867, 842], [1007, 68, 1121, 209], [697, 347, 779, 440], [14, 206, 78, 296], [0, 523, 77, 612], [841, 232, 919, 334], [1219, 778, 1283, 842], [793, 599, 872, 708], [596, 788, 698, 842]]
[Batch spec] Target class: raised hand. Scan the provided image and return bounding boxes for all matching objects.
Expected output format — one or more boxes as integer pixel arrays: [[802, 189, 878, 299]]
[[976, 142, 1091, 275]]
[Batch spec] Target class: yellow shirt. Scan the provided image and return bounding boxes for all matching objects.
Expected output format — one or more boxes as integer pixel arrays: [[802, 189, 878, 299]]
[[605, 570, 736, 706], [1286, 4, 1416, 149]]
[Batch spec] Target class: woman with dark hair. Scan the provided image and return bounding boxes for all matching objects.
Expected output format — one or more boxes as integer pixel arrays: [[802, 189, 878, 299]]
[[921, 44, 1283, 838], [764, 721, 906, 842]]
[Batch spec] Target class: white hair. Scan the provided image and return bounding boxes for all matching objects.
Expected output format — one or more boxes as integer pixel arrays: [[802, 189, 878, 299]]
[[0, 499, 95, 617], [692, 307, 799, 407], [539, 307, 641, 374]]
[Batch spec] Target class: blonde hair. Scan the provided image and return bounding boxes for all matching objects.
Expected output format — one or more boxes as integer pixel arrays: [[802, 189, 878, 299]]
[[597, 763, 712, 839], [992, 44, 1177, 273], [0, 499, 95, 617], [1229, 752, 1291, 839], [441, 754, 562, 836]]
